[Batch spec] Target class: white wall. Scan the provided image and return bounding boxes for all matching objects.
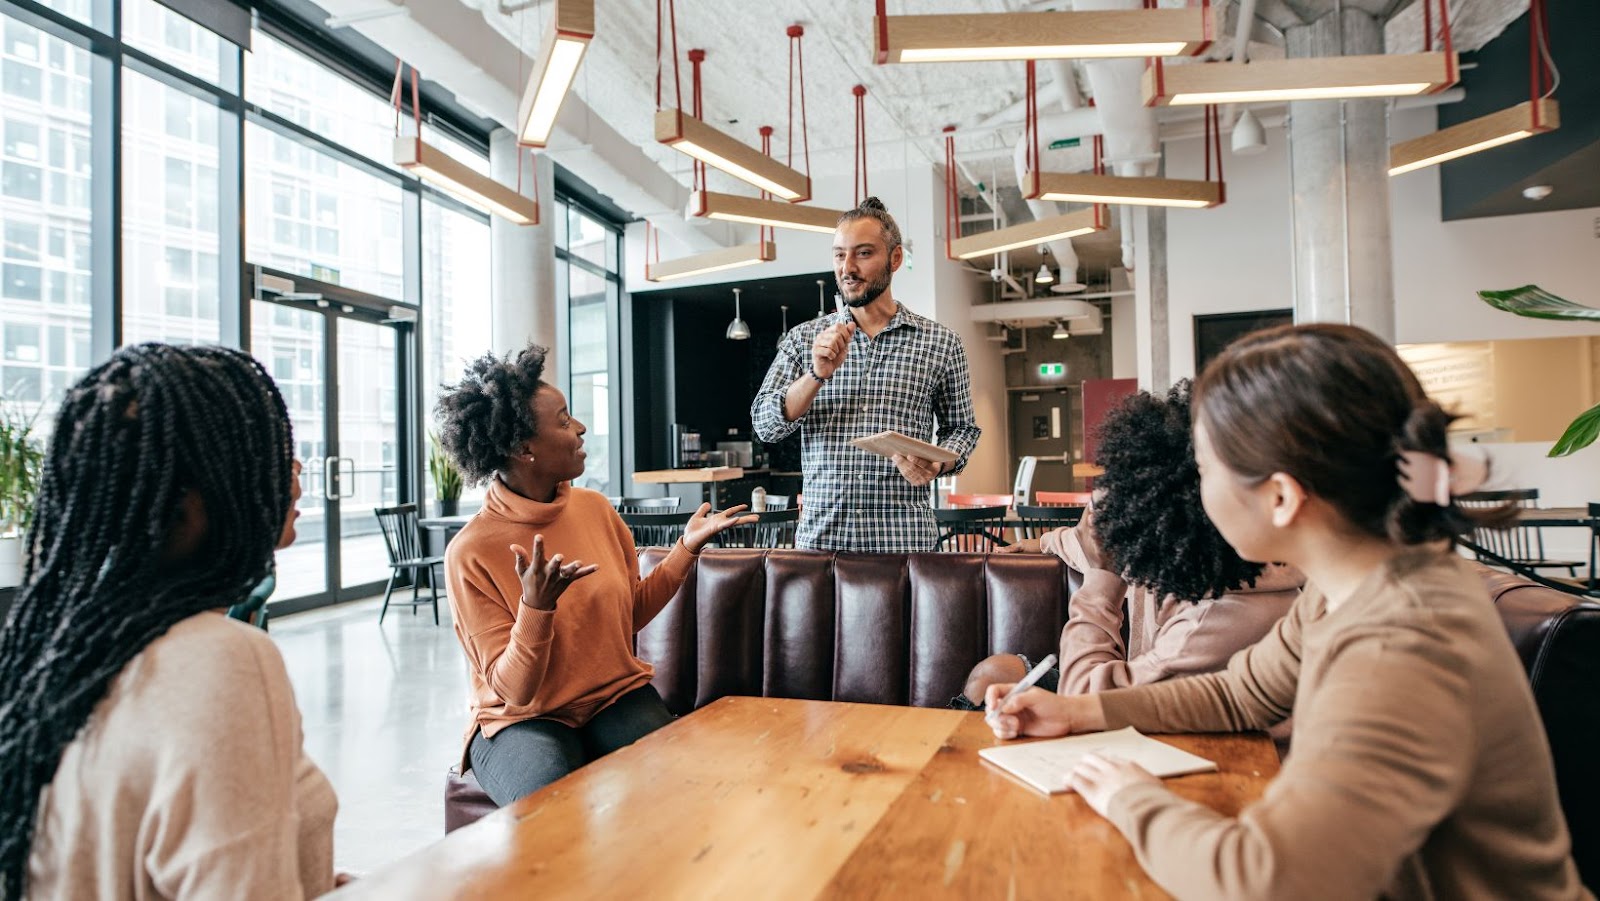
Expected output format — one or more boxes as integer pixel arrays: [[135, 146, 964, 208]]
[[1163, 106, 1600, 384], [1160, 106, 1600, 546]]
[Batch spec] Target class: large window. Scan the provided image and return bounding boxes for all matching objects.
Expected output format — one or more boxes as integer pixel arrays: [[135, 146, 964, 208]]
[[422, 197, 491, 501], [121, 67, 224, 345], [0, 13, 91, 433], [556, 200, 622, 493], [244, 122, 404, 298]]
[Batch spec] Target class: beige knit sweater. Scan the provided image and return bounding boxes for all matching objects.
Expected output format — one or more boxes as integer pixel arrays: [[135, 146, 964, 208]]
[[1098, 549, 1587, 900], [26, 612, 336, 900]]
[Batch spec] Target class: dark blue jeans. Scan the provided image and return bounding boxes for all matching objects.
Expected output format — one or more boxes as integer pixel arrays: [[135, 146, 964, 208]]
[[468, 684, 675, 806]]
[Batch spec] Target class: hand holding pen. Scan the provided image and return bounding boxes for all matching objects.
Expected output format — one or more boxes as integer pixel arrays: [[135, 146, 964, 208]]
[[811, 294, 857, 380]]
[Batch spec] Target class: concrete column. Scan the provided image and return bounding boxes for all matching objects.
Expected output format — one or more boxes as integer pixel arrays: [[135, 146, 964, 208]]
[[488, 128, 559, 374], [1286, 10, 1395, 341], [1131, 204, 1170, 391]]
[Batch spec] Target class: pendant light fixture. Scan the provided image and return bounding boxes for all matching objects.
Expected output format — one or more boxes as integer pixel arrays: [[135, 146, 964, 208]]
[[1027, 113, 1225, 210], [1389, 0, 1559, 176], [654, 10, 811, 202], [1036, 259, 1055, 285], [1144, 1, 1457, 107], [643, 222, 775, 282], [944, 98, 1105, 262], [1052, 321, 1070, 340], [726, 288, 751, 341], [391, 64, 539, 225], [515, 0, 594, 148], [688, 27, 842, 233], [1231, 108, 1267, 155], [873, 0, 1213, 64]]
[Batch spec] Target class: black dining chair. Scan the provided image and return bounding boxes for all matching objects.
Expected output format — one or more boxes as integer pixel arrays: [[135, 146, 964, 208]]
[[933, 505, 1011, 552], [619, 510, 695, 548], [608, 496, 682, 514], [1458, 489, 1584, 578], [714, 508, 800, 549], [1013, 504, 1085, 541], [374, 503, 446, 625]]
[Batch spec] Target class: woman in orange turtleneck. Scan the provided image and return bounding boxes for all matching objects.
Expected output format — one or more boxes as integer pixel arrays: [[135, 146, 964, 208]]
[[435, 345, 754, 806]]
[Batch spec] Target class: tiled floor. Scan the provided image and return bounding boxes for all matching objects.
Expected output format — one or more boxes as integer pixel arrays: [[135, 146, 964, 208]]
[[270, 593, 467, 874]]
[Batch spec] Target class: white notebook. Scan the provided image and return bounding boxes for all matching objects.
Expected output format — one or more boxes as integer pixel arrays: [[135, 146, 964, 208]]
[[978, 727, 1218, 795], [847, 430, 958, 464]]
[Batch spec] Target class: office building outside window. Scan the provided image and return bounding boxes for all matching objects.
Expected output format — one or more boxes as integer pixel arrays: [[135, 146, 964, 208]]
[[0, 14, 91, 437]]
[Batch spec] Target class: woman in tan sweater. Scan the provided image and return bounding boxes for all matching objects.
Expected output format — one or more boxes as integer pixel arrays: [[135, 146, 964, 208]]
[[2, 344, 334, 899], [436, 345, 753, 806], [988, 324, 1588, 900]]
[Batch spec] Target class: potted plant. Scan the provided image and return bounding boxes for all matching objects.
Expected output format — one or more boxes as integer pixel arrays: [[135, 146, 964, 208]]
[[0, 398, 44, 588], [1479, 285, 1600, 456], [428, 431, 463, 517]]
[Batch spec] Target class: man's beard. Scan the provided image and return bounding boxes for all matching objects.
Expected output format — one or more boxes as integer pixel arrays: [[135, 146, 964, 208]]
[[839, 269, 892, 308]]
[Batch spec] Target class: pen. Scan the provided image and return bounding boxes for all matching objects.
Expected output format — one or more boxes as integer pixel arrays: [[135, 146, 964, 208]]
[[986, 653, 1057, 724]]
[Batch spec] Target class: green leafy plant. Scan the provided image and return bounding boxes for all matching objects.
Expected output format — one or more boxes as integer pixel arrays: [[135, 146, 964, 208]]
[[0, 397, 44, 535], [428, 431, 463, 501], [1478, 285, 1600, 457]]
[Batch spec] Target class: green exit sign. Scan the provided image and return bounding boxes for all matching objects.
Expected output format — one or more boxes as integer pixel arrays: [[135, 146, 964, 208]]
[[1047, 138, 1081, 150], [1038, 363, 1065, 377]]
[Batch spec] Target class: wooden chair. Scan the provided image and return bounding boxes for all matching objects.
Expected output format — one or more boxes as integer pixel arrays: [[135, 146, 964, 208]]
[[946, 493, 1014, 508], [1013, 504, 1085, 540], [934, 505, 1011, 552], [763, 494, 792, 511], [715, 508, 800, 549], [1458, 489, 1583, 578], [620, 510, 694, 548], [1036, 490, 1093, 507], [374, 504, 446, 625], [608, 496, 681, 513]]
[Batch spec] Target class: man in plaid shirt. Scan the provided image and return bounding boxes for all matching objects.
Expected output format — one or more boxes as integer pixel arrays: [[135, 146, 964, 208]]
[[751, 197, 981, 552]]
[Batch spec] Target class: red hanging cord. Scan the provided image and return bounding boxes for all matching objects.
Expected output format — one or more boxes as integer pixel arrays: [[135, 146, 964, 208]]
[[757, 125, 775, 248], [786, 25, 811, 179], [390, 60, 404, 135], [654, 0, 684, 112], [688, 49, 707, 193], [1529, 0, 1553, 101], [852, 85, 869, 205], [1024, 60, 1039, 179], [409, 68, 421, 141], [942, 125, 956, 259]]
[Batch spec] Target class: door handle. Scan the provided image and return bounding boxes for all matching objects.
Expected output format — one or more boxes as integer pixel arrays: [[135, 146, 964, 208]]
[[324, 455, 339, 501], [338, 457, 356, 500]]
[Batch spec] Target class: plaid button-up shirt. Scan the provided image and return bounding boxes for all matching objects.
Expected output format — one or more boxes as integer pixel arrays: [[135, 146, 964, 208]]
[[752, 303, 981, 552]]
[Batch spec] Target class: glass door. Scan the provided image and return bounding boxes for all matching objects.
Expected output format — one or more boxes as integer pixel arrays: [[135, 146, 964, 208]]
[[250, 268, 414, 609]]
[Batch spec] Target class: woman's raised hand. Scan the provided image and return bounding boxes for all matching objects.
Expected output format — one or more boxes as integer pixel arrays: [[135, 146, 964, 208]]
[[510, 534, 598, 611], [682, 503, 760, 554]]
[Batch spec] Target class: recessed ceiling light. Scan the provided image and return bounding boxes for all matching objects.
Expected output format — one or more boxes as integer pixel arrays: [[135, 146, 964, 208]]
[[1523, 184, 1554, 201]]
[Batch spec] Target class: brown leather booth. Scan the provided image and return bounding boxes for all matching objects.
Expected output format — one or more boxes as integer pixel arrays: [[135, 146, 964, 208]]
[[445, 550, 1600, 886]]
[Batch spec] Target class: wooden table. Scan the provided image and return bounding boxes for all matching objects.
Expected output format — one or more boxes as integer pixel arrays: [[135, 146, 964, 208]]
[[632, 466, 745, 508], [331, 697, 1279, 900]]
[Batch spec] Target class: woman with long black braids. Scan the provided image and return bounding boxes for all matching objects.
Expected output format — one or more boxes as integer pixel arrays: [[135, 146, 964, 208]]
[[0, 344, 334, 899]]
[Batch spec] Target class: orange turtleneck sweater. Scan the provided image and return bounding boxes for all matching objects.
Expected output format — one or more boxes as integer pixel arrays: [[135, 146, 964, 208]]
[[445, 480, 697, 768]]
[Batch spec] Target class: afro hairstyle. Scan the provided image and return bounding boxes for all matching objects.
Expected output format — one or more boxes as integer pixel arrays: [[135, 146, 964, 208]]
[[433, 345, 548, 486]]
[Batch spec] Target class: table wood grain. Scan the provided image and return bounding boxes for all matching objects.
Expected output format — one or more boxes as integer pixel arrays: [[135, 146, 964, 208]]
[[331, 698, 1279, 900], [632, 467, 745, 484]]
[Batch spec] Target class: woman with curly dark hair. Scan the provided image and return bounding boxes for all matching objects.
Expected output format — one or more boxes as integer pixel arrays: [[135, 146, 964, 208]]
[[436, 345, 754, 806], [957, 380, 1302, 707], [988, 324, 1582, 899]]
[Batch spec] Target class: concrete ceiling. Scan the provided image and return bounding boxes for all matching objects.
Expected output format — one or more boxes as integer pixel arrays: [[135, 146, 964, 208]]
[[464, 0, 1528, 203]]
